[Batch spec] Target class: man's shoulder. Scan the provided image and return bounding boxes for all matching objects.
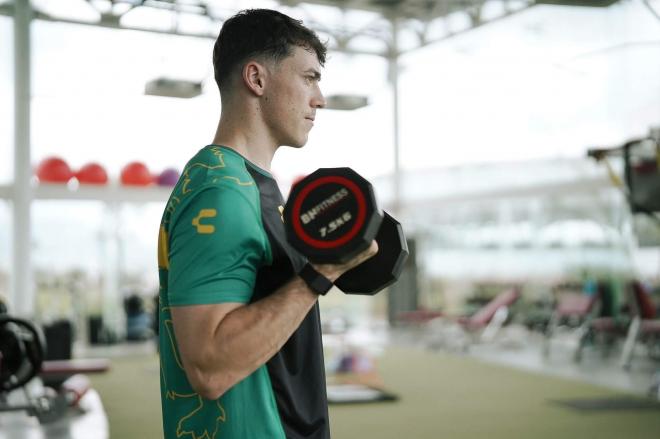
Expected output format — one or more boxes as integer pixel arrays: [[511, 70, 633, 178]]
[[180, 145, 257, 194], [161, 146, 260, 226]]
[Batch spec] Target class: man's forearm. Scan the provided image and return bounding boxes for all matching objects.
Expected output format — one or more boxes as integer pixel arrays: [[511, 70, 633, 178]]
[[179, 242, 377, 399], [193, 276, 318, 398]]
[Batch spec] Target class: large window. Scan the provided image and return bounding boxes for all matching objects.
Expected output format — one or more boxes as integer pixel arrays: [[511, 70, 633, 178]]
[[1, 16, 11, 308], [32, 201, 106, 322], [117, 203, 162, 296], [0, 16, 12, 185], [32, 21, 215, 182], [399, 1, 660, 170], [25, 20, 228, 335], [30, 199, 164, 338], [0, 201, 9, 305]]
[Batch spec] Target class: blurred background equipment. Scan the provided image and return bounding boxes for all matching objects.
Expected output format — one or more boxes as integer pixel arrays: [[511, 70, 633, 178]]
[[324, 94, 369, 111], [0, 315, 45, 392], [120, 161, 153, 186], [620, 281, 660, 369], [588, 128, 660, 216], [587, 128, 660, 273], [35, 156, 74, 184], [75, 162, 109, 185], [123, 294, 154, 342], [155, 167, 180, 187], [0, 310, 110, 436], [144, 77, 203, 99], [536, 0, 620, 5]]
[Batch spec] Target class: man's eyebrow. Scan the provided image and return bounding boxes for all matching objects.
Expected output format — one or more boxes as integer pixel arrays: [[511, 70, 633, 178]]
[[305, 69, 322, 80]]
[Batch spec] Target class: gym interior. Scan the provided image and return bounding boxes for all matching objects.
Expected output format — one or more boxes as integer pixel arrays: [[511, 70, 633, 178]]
[[1, 0, 660, 438]]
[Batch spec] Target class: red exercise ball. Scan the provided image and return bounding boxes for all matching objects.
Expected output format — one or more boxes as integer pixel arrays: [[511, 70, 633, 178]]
[[36, 156, 73, 183], [121, 161, 153, 186], [76, 162, 108, 185]]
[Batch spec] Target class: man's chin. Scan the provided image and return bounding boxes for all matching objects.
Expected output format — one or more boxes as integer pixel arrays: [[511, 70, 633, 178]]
[[283, 138, 308, 149]]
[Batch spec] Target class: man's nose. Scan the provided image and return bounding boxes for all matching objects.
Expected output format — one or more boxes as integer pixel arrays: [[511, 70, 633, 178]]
[[312, 89, 326, 109]]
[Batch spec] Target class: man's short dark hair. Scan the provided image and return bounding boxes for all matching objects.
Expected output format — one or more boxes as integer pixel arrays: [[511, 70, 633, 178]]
[[213, 9, 327, 95]]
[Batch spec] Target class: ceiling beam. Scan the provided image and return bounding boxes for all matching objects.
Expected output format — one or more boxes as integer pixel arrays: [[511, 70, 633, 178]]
[[0, 1, 539, 58]]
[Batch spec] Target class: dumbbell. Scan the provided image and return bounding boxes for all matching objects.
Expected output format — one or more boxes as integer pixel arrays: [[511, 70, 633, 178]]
[[283, 167, 408, 296]]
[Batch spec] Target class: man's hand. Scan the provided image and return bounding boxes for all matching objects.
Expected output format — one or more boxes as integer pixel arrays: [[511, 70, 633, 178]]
[[311, 240, 378, 283]]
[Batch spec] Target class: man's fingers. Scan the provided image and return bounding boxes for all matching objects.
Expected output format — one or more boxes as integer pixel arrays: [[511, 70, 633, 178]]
[[310, 241, 378, 282], [349, 240, 378, 269]]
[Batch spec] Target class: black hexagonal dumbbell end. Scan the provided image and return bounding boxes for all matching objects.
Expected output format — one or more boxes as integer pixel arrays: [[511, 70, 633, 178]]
[[334, 211, 409, 295], [283, 167, 382, 264]]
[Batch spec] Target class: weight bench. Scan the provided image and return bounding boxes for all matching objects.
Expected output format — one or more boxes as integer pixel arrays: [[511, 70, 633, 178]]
[[457, 288, 521, 335], [1, 315, 111, 428], [425, 287, 521, 350], [620, 281, 660, 369], [542, 290, 600, 359], [396, 309, 444, 326], [39, 358, 111, 388], [574, 282, 627, 362], [543, 281, 626, 361]]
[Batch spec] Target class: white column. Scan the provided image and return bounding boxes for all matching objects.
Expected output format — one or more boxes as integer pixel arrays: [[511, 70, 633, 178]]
[[389, 17, 402, 216], [11, 0, 34, 317], [101, 202, 124, 340]]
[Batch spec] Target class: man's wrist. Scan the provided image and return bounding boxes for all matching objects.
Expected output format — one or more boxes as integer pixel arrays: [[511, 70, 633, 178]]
[[298, 263, 334, 295]]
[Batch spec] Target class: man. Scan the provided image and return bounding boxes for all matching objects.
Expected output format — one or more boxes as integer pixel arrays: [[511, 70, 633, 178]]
[[157, 9, 377, 439]]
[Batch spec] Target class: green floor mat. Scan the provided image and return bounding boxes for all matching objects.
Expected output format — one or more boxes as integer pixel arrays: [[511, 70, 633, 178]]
[[552, 396, 660, 412], [88, 346, 660, 439], [327, 383, 399, 404]]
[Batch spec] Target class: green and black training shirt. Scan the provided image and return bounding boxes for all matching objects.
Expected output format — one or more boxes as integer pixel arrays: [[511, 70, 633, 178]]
[[157, 145, 329, 439]]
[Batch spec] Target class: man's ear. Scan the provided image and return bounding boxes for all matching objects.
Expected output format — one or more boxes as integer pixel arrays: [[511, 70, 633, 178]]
[[242, 61, 267, 97]]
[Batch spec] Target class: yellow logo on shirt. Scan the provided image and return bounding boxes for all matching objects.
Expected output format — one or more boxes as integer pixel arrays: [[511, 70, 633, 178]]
[[192, 209, 217, 234]]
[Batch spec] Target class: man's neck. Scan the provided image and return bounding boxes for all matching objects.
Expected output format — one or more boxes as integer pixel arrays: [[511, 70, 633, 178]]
[[212, 114, 277, 172]]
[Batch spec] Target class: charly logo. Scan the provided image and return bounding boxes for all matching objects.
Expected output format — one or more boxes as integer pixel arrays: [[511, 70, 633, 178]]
[[192, 209, 217, 234]]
